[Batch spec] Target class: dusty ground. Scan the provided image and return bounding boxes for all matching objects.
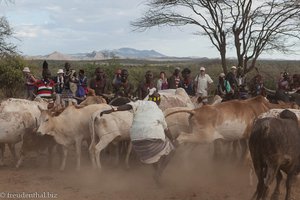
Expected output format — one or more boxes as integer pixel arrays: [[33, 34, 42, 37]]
[[0, 144, 299, 200]]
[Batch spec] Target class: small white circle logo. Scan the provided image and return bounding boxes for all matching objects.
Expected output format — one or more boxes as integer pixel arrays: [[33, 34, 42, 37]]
[[0, 192, 6, 198]]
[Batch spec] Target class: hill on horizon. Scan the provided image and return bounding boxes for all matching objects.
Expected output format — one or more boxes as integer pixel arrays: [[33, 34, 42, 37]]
[[24, 47, 174, 61]]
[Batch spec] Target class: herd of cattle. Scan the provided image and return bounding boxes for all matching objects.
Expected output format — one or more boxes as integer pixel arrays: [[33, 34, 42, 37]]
[[0, 88, 300, 199]]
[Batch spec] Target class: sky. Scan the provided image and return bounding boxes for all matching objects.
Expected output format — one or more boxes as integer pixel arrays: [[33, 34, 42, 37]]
[[0, 0, 299, 60]]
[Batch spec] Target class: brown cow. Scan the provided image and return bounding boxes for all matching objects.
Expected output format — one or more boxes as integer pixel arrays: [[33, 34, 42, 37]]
[[249, 110, 300, 200], [166, 96, 294, 160]]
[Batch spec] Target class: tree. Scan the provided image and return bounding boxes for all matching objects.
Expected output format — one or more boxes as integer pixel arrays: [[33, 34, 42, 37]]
[[0, 55, 25, 97], [131, 0, 300, 75], [0, 0, 17, 56]]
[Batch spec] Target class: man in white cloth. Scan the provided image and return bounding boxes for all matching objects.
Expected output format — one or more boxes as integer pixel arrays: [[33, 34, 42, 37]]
[[194, 66, 213, 104], [100, 89, 175, 185]]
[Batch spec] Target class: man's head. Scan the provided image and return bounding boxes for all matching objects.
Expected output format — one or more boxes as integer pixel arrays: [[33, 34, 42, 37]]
[[145, 70, 153, 83], [219, 72, 225, 78], [182, 68, 191, 79], [148, 91, 161, 105], [23, 67, 30, 74], [95, 67, 104, 80], [79, 69, 85, 77], [200, 66, 205, 75], [174, 67, 180, 76], [120, 69, 129, 82], [64, 62, 71, 71]]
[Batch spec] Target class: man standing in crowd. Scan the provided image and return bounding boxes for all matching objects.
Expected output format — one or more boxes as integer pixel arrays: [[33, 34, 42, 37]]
[[89, 67, 112, 97], [113, 69, 134, 98], [168, 67, 181, 89], [194, 66, 213, 104], [225, 66, 239, 100], [22, 67, 37, 100], [137, 70, 156, 100], [179, 68, 195, 96], [34, 69, 55, 100]]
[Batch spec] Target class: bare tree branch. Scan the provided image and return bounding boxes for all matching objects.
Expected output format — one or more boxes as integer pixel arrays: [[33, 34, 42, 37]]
[[132, 0, 300, 75]]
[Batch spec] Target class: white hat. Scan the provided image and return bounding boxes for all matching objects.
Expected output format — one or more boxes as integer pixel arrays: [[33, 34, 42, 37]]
[[200, 67, 205, 71], [219, 73, 225, 77], [231, 66, 237, 70], [22, 67, 30, 73], [175, 67, 181, 71], [57, 69, 64, 74]]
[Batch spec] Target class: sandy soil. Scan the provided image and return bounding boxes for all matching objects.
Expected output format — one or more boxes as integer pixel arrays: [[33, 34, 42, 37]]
[[0, 144, 299, 200]]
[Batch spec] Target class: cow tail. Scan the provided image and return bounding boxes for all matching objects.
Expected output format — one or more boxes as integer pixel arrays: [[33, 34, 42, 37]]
[[89, 112, 98, 154]]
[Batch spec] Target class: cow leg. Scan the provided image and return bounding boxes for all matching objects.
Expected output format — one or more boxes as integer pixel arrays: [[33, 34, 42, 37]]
[[0, 143, 5, 166], [250, 150, 265, 200], [75, 139, 83, 171], [125, 142, 132, 169], [213, 139, 223, 161], [56, 144, 64, 166], [285, 173, 297, 200], [239, 138, 248, 164], [270, 171, 283, 200], [261, 164, 280, 200], [59, 147, 68, 171], [95, 134, 118, 169], [16, 150, 25, 168], [7, 143, 17, 163], [231, 140, 240, 161], [47, 145, 55, 168], [113, 142, 120, 166]]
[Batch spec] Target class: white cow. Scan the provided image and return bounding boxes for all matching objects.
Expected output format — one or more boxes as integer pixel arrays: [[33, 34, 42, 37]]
[[163, 107, 193, 139], [89, 109, 133, 169], [0, 98, 48, 166], [37, 103, 111, 170], [158, 88, 195, 110]]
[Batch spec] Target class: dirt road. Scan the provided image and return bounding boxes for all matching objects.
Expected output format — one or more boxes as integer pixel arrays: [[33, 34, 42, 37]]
[[0, 145, 299, 200]]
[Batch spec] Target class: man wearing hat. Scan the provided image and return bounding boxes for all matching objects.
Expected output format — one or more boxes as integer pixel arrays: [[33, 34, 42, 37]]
[[100, 88, 175, 185], [23, 67, 37, 100], [194, 66, 213, 103], [167, 67, 182, 89]]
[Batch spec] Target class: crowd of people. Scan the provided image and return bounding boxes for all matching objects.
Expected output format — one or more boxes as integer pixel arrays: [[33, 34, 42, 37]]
[[22, 61, 298, 104], [20, 61, 299, 185]]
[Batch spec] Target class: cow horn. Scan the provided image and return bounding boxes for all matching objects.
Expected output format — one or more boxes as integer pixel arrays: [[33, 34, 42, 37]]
[[164, 109, 195, 118], [38, 105, 45, 112], [263, 86, 276, 95]]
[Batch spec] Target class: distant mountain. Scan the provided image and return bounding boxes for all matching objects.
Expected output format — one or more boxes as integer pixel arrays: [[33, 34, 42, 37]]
[[112, 48, 165, 58], [24, 48, 168, 61]]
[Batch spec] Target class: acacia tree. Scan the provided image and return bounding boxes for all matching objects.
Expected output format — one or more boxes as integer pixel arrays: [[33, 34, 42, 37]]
[[131, 0, 300, 75], [0, 16, 17, 56], [0, 0, 17, 56]]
